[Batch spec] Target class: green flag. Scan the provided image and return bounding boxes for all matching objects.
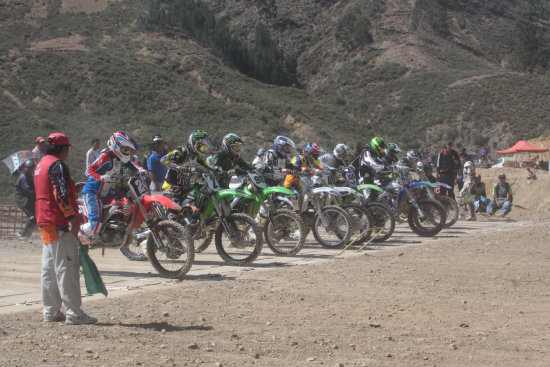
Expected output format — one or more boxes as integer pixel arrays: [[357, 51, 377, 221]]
[[79, 243, 108, 297]]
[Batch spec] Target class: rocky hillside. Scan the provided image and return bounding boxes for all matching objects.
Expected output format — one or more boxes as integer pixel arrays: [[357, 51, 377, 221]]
[[1, 0, 550, 195]]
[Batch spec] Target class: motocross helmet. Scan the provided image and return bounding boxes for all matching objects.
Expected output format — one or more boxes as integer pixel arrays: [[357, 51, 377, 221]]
[[222, 133, 244, 157], [406, 149, 421, 163], [108, 131, 138, 163], [257, 147, 267, 156], [416, 161, 425, 171], [463, 160, 474, 176], [188, 129, 215, 159], [474, 173, 481, 181], [273, 135, 297, 159], [333, 144, 353, 164], [303, 142, 327, 166], [370, 136, 387, 156], [386, 142, 402, 163]]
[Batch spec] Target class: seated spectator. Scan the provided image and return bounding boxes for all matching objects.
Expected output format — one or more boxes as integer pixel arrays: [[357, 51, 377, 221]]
[[525, 167, 537, 180], [486, 173, 512, 217], [471, 174, 488, 213]]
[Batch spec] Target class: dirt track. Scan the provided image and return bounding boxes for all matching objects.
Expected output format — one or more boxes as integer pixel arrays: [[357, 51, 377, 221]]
[[1, 167, 549, 366]]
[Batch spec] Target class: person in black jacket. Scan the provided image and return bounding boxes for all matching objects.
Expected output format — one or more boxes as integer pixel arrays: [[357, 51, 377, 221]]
[[436, 141, 460, 199], [209, 133, 256, 188], [14, 160, 37, 239]]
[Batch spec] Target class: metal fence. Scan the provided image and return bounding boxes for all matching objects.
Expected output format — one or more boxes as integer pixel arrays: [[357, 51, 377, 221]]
[[0, 198, 26, 238]]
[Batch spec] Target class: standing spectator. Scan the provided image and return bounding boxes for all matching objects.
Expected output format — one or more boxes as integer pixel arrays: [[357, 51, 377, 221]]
[[457, 152, 471, 191], [86, 138, 101, 168], [147, 134, 175, 192], [33, 136, 46, 161], [436, 141, 460, 199], [252, 148, 267, 166], [486, 173, 512, 217], [14, 160, 37, 240], [34, 132, 97, 324]]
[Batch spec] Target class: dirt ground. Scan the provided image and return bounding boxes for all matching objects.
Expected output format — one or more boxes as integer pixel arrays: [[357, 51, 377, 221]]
[[1, 167, 549, 367]]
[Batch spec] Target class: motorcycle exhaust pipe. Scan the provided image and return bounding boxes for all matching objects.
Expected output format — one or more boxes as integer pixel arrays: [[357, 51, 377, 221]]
[[133, 229, 152, 240]]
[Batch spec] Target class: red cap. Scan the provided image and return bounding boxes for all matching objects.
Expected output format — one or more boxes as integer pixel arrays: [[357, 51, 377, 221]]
[[47, 133, 74, 146], [35, 136, 46, 144]]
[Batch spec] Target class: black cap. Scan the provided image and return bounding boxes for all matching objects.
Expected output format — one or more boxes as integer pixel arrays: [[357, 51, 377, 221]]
[[498, 173, 506, 179]]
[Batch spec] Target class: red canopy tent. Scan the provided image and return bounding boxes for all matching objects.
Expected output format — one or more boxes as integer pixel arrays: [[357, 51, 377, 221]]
[[497, 140, 549, 154]]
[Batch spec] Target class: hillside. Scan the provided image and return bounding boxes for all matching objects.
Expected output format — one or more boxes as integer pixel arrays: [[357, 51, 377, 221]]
[[1, 0, 550, 196]]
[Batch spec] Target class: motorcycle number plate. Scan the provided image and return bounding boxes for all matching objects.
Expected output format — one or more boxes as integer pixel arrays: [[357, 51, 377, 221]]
[[346, 171, 358, 185], [250, 172, 267, 189], [130, 178, 149, 196]]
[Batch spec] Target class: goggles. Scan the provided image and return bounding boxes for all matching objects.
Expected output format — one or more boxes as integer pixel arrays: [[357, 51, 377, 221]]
[[120, 146, 134, 155]]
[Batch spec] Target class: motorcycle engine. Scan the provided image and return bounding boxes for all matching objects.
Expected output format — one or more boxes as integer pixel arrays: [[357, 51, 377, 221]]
[[100, 215, 127, 246]]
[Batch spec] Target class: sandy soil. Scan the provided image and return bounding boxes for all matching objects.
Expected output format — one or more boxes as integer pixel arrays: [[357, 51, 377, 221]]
[[0, 167, 549, 367]]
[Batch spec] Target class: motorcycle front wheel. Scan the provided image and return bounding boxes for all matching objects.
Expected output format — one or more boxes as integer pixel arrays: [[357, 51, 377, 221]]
[[264, 208, 305, 256], [215, 213, 263, 266], [365, 202, 395, 243], [408, 199, 446, 237], [312, 205, 351, 249], [120, 239, 148, 261], [146, 220, 195, 279], [342, 204, 372, 245], [437, 195, 459, 228]]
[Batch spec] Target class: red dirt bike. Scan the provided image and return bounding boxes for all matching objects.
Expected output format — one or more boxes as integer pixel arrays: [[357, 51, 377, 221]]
[[77, 175, 195, 279]]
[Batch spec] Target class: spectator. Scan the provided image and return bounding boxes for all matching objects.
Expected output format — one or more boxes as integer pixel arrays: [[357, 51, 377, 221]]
[[436, 141, 460, 199], [14, 160, 37, 240], [525, 167, 537, 180], [33, 136, 46, 161], [486, 173, 512, 217], [252, 147, 267, 166], [147, 134, 175, 192], [86, 138, 101, 168], [34, 132, 97, 324], [471, 173, 488, 213], [457, 152, 471, 191]]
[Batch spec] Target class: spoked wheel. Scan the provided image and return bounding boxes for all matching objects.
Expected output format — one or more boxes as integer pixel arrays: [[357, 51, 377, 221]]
[[342, 204, 372, 245], [408, 199, 446, 237], [215, 213, 263, 266], [264, 209, 305, 256], [120, 238, 148, 261], [146, 220, 195, 279], [193, 231, 213, 253], [437, 195, 459, 228], [312, 205, 351, 249], [365, 202, 395, 243]]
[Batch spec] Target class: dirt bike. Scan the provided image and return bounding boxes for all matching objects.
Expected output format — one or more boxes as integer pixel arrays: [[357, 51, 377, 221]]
[[228, 169, 306, 256], [78, 174, 194, 279], [173, 166, 263, 266], [377, 165, 446, 237], [318, 167, 396, 243], [282, 167, 352, 249], [415, 168, 459, 228]]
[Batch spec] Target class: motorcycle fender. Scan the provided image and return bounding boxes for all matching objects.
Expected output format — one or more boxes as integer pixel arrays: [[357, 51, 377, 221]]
[[142, 195, 182, 211], [216, 189, 254, 202], [357, 183, 383, 192], [333, 186, 361, 197], [408, 182, 433, 190], [262, 186, 294, 196], [312, 187, 341, 196], [434, 182, 451, 189]]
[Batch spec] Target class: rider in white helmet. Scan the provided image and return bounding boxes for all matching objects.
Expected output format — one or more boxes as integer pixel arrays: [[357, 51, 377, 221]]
[[457, 156, 476, 221]]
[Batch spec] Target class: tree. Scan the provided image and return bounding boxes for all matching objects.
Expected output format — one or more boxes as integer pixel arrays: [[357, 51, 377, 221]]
[[412, 0, 448, 34], [335, 11, 374, 51]]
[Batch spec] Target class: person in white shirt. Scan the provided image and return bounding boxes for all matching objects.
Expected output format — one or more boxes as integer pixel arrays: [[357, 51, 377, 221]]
[[252, 147, 267, 166], [86, 138, 100, 168]]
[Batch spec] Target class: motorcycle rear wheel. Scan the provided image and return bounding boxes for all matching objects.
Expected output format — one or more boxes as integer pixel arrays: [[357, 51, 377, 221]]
[[215, 213, 263, 266], [408, 199, 446, 237], [264, 209, 305, 256], [146, 220, 195, 279], [312, 205, 351, 249]]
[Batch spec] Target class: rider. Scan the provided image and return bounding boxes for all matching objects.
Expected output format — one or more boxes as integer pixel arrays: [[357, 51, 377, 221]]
[[264, 135, 298, 186], [355, 136, 390, 185], [385, 143, 402, 165], [456, 159, 476, 221], [160, 129, 215, 201], [209, 133, 257, 188], [284, 142, 326, 190], [80, 131, 145, 238], [252, 147, 267, 166], [319, 143, 354, 184]]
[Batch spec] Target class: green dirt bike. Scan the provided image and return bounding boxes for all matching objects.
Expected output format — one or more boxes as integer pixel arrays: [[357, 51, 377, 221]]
[[316, 167, 396, 243], [284, 168, 352, 249], [228, 169, 306, 256], [414, 168, 459, 228], [172, 166, 263, 266]]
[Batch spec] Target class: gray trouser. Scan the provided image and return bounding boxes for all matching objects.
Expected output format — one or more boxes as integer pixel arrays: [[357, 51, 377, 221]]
[[41, 231, 84, 318]]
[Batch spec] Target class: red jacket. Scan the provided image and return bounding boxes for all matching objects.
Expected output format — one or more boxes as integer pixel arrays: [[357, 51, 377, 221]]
[[34, 155, 78, 227]]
